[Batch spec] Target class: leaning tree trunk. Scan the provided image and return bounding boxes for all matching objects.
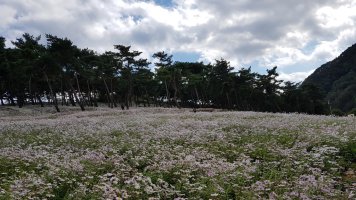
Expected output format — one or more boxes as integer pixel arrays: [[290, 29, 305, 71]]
[[8, 95, 16, 106], [36, 94, 44, 107], [64, 77, 84, 111], [17, 92, 24, 108], [73, 89, 85, 111], [91, 86, 98, 107], [103, 78, 113, 108], [127, 74, 133, 108], [164, 79, 170, 107], [28, 76, 35, 105], [194, 86, 201, 108], [172, 74, 180, 108], [86, 80, 93, 107], [110, 79, 117, 108], [44, 72, 60, 112], [60, 79, 66, 106], [145, 88, 150, 107], [68, 91, 76, 106], [226, 92, 231, 110], [75, 73, 88, 107]]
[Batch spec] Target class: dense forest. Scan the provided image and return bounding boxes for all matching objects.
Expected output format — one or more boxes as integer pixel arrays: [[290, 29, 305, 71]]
[[0, 33, 340, 114], [303, 43, 356, 114]]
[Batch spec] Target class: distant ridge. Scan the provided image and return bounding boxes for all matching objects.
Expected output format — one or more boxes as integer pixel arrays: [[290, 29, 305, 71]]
[[303, 43, 356, 112]]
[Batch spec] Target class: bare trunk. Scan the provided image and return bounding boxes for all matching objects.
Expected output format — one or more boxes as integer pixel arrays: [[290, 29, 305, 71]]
[[128, 75, 133, 107], [103, 79, 113, 108], [145, 88, 150, 107], [37, 94, 44, 107], [75, 74, 87, 106], [68, 91, 76, 106], [44, 72, 60, 112], [60, 79, 66, 106], [164, 79, 170, 106], [28, 76, 35, 105], [110, 79, 117, 107], [9, 95, 15, 106], [226, 92, 231, 110], [17, 92, 24, 108], [73, 91, 85, 111], [194, 86, 201, 108], [172, 74, 179, 108], [66, 78, 84, 111], [86, 80, 93, 107]]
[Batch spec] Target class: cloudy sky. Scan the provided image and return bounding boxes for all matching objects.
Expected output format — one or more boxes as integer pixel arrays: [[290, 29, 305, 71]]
[[1, 0, 356, 82]]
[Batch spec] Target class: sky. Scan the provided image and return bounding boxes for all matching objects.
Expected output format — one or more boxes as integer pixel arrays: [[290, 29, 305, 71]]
[[1, 0, 356, 82]]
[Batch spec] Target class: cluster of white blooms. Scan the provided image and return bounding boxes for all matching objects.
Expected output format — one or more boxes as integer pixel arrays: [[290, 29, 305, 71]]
[[0, 106, 355, 199]]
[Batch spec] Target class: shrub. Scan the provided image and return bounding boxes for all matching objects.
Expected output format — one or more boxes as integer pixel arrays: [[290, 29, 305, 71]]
[[331, 108, 345, 116], [348, 108, 356, 115]]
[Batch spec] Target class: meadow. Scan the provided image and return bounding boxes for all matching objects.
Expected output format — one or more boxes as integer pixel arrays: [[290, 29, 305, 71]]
[[0, 107, 355, 199]]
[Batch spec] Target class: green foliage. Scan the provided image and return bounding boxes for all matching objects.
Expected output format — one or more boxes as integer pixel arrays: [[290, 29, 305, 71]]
[[348, 108, 356, 115], [331, 108, 345, 116], [339, 140, 356, 165], [303, 43, 356, 113], [0, 32, 336, 114]]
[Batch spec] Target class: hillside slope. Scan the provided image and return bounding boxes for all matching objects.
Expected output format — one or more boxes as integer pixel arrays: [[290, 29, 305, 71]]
[[303, 43, 356, 112]]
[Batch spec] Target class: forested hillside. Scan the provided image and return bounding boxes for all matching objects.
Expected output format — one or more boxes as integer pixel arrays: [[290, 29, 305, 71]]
[[303, 43, 356, 112], [0, 33, 330, 114]]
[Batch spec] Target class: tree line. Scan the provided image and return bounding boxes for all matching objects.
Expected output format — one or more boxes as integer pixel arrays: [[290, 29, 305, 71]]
[[0, 33, 328, 114]]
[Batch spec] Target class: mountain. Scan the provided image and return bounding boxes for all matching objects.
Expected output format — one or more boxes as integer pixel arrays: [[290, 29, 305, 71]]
[[303, 43, 356, 112]]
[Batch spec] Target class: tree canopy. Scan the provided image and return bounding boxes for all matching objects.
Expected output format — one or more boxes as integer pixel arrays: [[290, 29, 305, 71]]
[[0, 33, 332, 114]]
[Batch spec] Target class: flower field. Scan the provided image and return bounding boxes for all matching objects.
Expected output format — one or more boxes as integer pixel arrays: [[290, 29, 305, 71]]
[[0, 107, 355, 199]]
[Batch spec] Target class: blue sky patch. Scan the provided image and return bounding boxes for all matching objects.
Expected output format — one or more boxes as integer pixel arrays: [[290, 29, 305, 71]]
[[153, 0, 175, 8], [301, 40, 318, 55], [172, 51, 201, 62]]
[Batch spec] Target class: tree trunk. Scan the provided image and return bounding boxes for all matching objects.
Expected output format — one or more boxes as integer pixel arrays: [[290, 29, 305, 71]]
[[110, 79, 117, 107], [17, 92, 24, 108], [75, 73, 87, 106], [61, 91, 66, 106], [68, 91, 76, 106], [65, 78, 84, 111], [44, 72, 60, 112], [226, 92, 231, 110], [164, 79, 170, 107], [233, 90, 240, 110], [73, 90, 85, 111], [37, 94, 44, 107], [9, 95, 15, 106], [28, 76, 36, 105], [60, 79, 65, 106], [194, 86, 201, 108], [144, 87, 150, 107], [92, 88, 98, 107], [86, 80, 93, 107], [128, 75, 133, 107], [103, 79, 113, 108], [172, 74, 180, 108]]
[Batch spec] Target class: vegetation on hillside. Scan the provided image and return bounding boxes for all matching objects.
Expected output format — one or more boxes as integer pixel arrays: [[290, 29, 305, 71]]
[[303, 43, 356, 113]]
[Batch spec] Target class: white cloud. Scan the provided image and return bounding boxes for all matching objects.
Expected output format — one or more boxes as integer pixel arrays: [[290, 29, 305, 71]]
[[278, 70, 315, 83], [0, 5, 16, 28], [1, 0, 356, 82]]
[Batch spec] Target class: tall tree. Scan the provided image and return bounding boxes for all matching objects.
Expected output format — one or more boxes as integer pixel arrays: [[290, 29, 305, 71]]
[[46, 34, 85, 111], [153, 51, 181, 107], [11, 33, 45, 108], [209, 59, 234, 108], [114, 45, 142, 109]]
